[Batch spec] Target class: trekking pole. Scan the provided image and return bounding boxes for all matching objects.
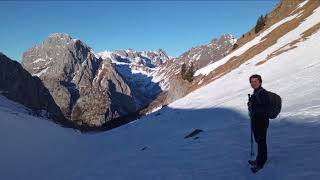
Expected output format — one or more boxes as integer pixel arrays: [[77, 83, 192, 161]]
[[248, 94, 254, 156]]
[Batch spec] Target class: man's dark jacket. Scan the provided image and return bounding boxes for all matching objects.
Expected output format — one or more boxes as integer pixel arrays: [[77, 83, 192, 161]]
[[250, 86, 270, 119]]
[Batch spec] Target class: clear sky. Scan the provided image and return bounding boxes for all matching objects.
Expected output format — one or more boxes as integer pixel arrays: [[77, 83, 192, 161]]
[[0, 0, 278, 62]]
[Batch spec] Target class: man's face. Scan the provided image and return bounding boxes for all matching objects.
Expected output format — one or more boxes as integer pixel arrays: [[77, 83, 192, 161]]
[[250, 77, 261, 89]]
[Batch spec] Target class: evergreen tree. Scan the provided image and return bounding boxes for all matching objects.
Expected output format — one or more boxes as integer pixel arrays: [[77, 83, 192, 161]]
[[232, 43, 238, 50], [255, 15, 266, 34], [184, 62, 194, 82], [180, 63, 187, 76]]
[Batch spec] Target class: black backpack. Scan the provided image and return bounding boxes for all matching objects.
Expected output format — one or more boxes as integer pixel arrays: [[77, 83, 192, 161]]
[[255, 89, 282, 119], [267, 91, 282, 119]]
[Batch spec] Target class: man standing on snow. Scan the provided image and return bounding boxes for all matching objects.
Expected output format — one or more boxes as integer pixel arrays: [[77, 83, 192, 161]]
[[247, 74, 270, 173]]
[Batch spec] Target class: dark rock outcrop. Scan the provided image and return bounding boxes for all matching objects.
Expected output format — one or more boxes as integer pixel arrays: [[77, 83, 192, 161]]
[[0, 53, 66, 124], [184, 129, 204, 139]]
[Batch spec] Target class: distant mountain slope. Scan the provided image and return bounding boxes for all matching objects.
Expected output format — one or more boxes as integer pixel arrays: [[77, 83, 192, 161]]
[[0, 53, 66, 124]]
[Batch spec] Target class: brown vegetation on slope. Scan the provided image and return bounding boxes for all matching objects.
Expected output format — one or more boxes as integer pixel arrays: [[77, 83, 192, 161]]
[[191, 0, 320, 92]]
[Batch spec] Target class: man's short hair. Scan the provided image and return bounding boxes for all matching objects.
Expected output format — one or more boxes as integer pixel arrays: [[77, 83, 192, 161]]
[[249, 74, 262, 83]]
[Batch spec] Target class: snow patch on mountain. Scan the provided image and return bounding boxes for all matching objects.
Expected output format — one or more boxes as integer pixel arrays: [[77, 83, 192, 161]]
[[33, 67, 49, 77]]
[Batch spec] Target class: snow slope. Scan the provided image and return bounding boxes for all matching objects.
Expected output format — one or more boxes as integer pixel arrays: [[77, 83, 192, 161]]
[[1, 1, 320, 180]]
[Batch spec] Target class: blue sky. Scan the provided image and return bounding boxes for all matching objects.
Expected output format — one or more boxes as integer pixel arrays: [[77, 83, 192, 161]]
[[0, 1, 278, 62]]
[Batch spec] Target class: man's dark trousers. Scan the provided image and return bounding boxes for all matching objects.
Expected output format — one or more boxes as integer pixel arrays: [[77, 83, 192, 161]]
[[252, 113, 269, 167]]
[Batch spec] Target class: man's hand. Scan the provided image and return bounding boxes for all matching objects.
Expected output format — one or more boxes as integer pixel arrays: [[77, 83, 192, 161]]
[[247, 102, 251, 107]]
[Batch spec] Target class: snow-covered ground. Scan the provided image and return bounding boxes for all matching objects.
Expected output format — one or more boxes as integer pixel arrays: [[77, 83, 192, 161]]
[[1, 32, 320, 179], [1, 2, 320, 180]]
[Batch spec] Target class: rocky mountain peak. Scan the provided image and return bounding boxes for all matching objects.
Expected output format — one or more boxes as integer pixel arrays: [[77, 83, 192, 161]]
[[98, 48, 169, 68], [48, 33, 73, 41], [210, 34, 237, 46], [21, 33, 138, 128]]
